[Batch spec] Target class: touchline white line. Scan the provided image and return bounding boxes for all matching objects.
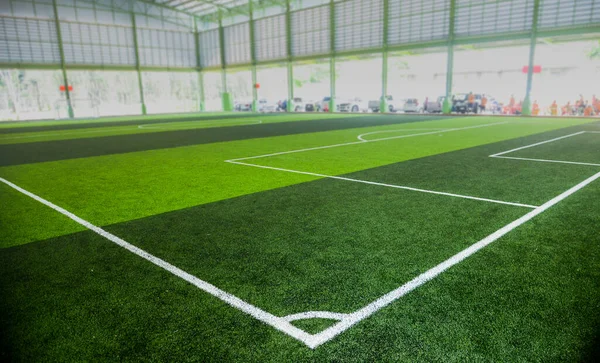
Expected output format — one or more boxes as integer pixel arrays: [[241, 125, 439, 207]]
[[231, 121, 510, 162], [226, 160, 539, 209], [0, 177, 313, 346], [304, 170, 600, 348]]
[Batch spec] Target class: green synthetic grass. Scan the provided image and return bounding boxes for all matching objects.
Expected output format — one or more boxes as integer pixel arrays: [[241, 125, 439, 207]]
[[0, 111, 238, 129], [0, 113, 360, 145], [1, 114, 599, 361], [0, 116, 596, 247]]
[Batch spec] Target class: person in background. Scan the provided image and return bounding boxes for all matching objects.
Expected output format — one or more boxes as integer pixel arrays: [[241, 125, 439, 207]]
[[423, 97, 428, 113], [562, 101, 571, 116], [584, 101, 594, 116], [532, 100, 540, 116], [593, 95, 599, 113], [480, 94, 487, 114], [550, 100, 558, 116], [468, 92, 476, 113]]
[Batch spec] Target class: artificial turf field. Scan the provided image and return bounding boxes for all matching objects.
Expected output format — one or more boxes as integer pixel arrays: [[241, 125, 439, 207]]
[[1, 112, 599, 361]]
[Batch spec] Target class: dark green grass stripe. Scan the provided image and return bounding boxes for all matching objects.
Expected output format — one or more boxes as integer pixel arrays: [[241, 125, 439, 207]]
[[0, 112, 278, 134], [0, 114, 447, 167]]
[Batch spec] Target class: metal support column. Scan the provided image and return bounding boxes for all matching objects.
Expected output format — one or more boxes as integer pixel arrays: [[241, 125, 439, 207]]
[[523, 0, 541, 116], [52, 0, 74, 118], [329, 0, 336, 113], [286, 0, 294, 112], [130, 5, 147, 115], [194, 17, 205, 112], [218, 13, 232, 111], [249, 1, 258, 112], [442, 0, 456, 114], [381, 0, 389, 113]]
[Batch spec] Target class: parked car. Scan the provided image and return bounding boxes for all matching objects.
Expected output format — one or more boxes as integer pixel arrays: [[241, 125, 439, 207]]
[[320, 97, 331, 112], [234, 100, 252, 111], [423, 97, 443, 113], [293, 97, 316, 112], [452, 93, 483, 114], [258, 99, 277, 113], [368, 95, 400, 112], [337, 98, 369, 112], [403, 98, 422, 113]]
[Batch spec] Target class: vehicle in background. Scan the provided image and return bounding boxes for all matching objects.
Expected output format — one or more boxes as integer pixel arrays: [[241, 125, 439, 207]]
[[258, 99, 277, 113], [452, 93, 483, 114], [293, 97, 316, 112], [368, 95, 400, 113], [234, 100, 252, 112], [337, 98, 369, 112], [452, 93, 471, 113], [403, 98, 422, 113], [423, 97, 443, 113], [320, 97, 331, 112]]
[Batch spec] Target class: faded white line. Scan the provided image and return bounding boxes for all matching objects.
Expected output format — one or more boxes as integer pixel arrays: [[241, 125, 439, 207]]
[[489, 131, 586, 157], [138, 119, 262, 129], [305, 171, 600, 349], [226, 160, 538, 209], [283, 311, 348, 322], [357, 128, 449, 141], [0, 177, 314, 346], [0, 127, 132, 140], [492, 155, 600, 167], [232, 121, 510, 162]]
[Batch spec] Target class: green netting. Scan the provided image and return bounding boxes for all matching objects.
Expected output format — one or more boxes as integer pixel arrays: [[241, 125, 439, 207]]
[[137, 27, 196, 68], [224, 22, 251, 65], [291, 4, 331, 57], [538, 0, 600, 29], [254, 14, 286, 61], [454, 0, 535, 37], [335, 0, 384, 51], [388, 0, 450, 45]]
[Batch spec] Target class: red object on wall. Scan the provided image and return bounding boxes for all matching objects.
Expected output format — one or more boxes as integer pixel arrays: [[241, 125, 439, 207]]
[[522, 65, 542, 73], [59, 85, 65, 91], [254, 83, 260, 89], [68, 85, 73, 91]]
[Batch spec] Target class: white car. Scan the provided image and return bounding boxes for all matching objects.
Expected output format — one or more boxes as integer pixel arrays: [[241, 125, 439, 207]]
[[257, 99, 277, 113], [337, 98, 369, 113], [403, 98, 422, 113], [368, 95, 403, 113]]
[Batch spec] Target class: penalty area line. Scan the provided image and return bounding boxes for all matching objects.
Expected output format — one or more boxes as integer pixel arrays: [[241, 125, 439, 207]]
[[306, 170, 600, 348], [226, 160, 538, 209]]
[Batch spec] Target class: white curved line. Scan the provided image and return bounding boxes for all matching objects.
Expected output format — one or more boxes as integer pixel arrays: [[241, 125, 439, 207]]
[[283, 311, 349, 322], [357, 128, 449, 141], [137, 119, 262, 129]]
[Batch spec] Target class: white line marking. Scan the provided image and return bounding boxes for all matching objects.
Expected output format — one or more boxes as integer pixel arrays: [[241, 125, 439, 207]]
[[586, 131, 600, 133], [0, 127, 132, 140], [489, 131, 586, 157], [0, 176, 314, 346], [226, 160, 539, 209], [283, 311, 348, 322], [232, 121, 510, 162], [137, 119, 262, 129], [305, 171, 600, 348], [357, 128, 449, 141], [492, 155, 600, 167]]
